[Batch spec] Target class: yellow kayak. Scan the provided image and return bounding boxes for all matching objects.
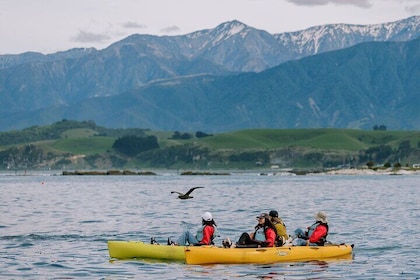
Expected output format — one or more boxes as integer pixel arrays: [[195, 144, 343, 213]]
[[107, 240, 353, 265], [185, 244, 354, 265], [107, 240, 185, 261]]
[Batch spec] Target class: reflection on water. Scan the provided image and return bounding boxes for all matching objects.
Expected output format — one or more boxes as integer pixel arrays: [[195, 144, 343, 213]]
[[0, 173, 419, 279]]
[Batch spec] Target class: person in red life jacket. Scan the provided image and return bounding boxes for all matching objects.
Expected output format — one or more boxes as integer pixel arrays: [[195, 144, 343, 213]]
[[168, 212, 217, 246], [292, 211, 329, 246], [236, 213, 277, 247]]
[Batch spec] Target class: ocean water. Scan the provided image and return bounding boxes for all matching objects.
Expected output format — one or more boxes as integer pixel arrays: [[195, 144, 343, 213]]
[[0, 171, 419, 279]]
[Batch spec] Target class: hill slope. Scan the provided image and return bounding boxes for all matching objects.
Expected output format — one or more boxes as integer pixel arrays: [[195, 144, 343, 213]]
[[1, 121, 419, 170], [0, 17, 418, 132], [1, 38, 417, 132]]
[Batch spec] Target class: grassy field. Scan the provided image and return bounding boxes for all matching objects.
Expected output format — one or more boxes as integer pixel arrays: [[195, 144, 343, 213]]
[[42, 128, 420, 154], [2, 126, 419, 170], [60, 128, 98, 138], [52, 136, 115, 155], [196, 129, 419, 151]]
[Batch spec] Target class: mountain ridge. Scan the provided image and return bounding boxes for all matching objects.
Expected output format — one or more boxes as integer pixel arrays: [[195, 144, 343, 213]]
[[0, 16, 418, 132], [1, 38, 418, 132], [1, 16, 417, 69]]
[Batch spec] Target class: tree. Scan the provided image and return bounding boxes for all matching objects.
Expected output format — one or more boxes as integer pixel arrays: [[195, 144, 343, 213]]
[[397, 140, 411, 156], [363, 145, 393, 163], [373, 125, 387, 131], [180, 133, 192, 140], [170, 131, 182, 139], [170, 131, 192, 139], [196, 131, 213, 138], [112, 135, 159, 156]]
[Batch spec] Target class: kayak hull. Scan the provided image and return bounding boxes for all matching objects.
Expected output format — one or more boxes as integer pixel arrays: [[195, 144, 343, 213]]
[[185, 244, 353, 265], [107, 240, 353, 265], [107, 240, 185, 261]]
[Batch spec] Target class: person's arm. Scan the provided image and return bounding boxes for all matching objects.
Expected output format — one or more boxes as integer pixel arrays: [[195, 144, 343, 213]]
[[263, 228, 276, 247], [308, 225, 327, 243]]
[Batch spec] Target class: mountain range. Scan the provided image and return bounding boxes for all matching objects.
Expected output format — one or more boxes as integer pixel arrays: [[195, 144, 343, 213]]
[[0, 16, 418, 132]]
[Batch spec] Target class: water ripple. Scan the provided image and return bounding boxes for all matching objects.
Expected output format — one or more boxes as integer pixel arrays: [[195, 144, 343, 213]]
[[0, 174, 419, 279]]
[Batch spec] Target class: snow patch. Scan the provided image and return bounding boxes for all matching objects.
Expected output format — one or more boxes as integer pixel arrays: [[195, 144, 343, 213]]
[[308, 97, 321, 117]]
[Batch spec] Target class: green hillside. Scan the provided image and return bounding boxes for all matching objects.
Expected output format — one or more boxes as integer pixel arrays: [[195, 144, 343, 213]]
[[197, 129, 418, 150], [0, 121, 419, 170], [53, 137, 115, 155]]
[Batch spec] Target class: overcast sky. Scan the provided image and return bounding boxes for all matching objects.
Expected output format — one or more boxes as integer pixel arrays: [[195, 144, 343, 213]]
[[0, 0, 419, 55]]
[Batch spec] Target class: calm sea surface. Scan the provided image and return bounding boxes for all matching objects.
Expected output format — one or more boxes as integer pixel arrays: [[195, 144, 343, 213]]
[[0, 171, 419, 279]]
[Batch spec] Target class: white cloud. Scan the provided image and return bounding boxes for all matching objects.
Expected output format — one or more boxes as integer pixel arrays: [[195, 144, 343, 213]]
[[160, 25, 181, 33], [122, 21, 147, 29], [72, 31, 110, 43]]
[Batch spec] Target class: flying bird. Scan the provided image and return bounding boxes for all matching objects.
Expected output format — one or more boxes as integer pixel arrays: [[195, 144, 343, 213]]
[[171, 187, 204, 199]]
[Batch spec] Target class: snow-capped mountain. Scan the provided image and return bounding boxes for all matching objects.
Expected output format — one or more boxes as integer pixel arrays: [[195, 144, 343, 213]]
[[0, 16, 418, 132], [1, 16, 417, 72], [275, 16, 419, 59]]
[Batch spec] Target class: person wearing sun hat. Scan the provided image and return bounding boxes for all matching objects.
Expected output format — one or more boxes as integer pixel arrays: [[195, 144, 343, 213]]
[[291, 211, 329, 246], [236, 213, 277, 247]]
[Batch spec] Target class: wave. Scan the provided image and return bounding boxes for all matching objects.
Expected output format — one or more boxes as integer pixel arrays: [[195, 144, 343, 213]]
[[0, 233, 112, 242]]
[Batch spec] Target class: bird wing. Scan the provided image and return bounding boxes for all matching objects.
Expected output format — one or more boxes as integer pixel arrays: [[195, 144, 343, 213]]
[[184, 186, 204, 196], [171, 191, 182, 195]]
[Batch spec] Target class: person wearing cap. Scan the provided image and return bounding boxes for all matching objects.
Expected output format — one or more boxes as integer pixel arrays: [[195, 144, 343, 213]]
[[291, 211, 329, 246], [236, 213, 277, 247], [169, 212, 217, 246], [269, 210, 288, 246]]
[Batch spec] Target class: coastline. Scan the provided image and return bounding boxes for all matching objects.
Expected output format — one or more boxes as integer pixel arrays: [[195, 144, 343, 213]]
[[322, 167, 420, 176], [1, 167, 419, 177]]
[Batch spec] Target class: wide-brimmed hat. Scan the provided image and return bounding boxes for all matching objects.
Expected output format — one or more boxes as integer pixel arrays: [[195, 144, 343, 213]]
[[202, 212, 212, 221], [314, 211, 328, 223], [256, 213, 269, 219]]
